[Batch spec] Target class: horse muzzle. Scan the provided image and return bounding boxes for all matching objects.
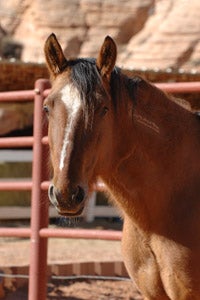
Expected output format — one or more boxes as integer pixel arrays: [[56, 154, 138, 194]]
[[48, 184, 86, 216]]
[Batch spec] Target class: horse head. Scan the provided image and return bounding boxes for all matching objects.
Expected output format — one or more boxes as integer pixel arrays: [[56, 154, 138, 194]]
[[44, 33, 117, 216]]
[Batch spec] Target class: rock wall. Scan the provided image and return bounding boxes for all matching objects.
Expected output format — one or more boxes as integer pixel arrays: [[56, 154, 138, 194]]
[[0, 0, 199, 71], [0, 0, 200, 136], [120, 0, 200, 71], [5, 0, 154, 62], [0, 61, 48, 135]]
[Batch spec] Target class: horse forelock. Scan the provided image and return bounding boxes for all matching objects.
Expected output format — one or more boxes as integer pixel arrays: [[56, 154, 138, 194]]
[[68, 58, 103, 127], [69, 59, 129, 116], [67, 58, 142, 120]]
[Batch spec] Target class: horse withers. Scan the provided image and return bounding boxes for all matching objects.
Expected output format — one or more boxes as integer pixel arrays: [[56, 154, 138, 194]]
[[44, 33, 200, 300]]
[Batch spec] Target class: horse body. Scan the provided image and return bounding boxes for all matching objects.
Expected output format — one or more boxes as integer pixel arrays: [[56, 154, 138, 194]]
[[101, 87, 200, 299], [44, 33, 200, 299]]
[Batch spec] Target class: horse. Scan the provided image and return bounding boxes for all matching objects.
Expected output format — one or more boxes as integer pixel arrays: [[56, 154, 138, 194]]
[[43, 33, 200, 300]]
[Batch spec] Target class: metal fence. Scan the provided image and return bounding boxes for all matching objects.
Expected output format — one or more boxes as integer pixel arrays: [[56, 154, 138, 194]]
[[0, 79, 199, 300]]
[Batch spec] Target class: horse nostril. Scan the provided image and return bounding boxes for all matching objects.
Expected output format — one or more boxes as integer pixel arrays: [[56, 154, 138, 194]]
[[72, 186, 85, 204], [48, 184, 59, 206], [49, 184, 85, 208], [48, 184, 54, 199]]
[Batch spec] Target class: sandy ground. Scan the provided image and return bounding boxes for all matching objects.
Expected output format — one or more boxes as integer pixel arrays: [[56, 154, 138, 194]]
[[0, 237, 122, 266], [3, 280, 143, 300], [0, 219, 123, 266]]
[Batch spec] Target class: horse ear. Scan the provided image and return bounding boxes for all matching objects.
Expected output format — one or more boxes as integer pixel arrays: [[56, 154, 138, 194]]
[[96, 36, 117, 81], [44, 33, 68, 77]]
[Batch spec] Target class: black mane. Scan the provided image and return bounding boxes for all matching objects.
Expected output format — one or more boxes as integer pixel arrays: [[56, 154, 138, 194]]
[[69, 58, 101, 107], [69, 57, 140, 124]]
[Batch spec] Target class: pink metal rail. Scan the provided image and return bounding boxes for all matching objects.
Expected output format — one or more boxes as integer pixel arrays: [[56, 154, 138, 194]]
[[0, 80, 199, 300]]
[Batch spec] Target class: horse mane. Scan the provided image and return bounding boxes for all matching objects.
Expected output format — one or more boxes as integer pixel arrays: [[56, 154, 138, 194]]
[[110, 67, 141, 105], [69, 58, 140, 116], [69, 58, 176, 113], [68, 58, 195, 130]]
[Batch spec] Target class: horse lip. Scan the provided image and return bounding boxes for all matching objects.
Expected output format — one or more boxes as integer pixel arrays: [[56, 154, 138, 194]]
[[56, 206, 84, 217]]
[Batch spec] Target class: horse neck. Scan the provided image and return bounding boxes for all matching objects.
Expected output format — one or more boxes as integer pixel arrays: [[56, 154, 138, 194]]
[[101, 82, 199, 231]]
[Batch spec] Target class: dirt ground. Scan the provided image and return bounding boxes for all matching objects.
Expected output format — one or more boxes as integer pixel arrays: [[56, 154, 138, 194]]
[[4, 279, 143, 300], [0, 219, 143, 299]]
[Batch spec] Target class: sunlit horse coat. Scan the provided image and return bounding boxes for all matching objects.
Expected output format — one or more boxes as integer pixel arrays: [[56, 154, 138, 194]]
[[44, 33, 200, 300]]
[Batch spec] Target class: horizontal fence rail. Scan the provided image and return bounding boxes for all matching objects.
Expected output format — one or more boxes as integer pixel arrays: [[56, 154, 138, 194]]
[[0, 136, 34, 147], [0, 227, 122, 240], [0, 90, 35, 102], [155, 81, 200, 93], [38, 81, 200, 97], [0, 79, 199, 300]]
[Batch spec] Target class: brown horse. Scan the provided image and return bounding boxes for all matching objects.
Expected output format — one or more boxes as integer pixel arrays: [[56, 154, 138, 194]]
[[44, 33, 200, 300]]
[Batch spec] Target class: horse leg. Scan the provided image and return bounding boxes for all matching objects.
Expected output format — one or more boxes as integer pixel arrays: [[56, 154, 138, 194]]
[[150, 235, 200, 300], [122, 217, 170, 300]]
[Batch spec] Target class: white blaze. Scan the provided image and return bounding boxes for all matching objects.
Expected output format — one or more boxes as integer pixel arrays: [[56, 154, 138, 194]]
[[59, 84, 81, 171]]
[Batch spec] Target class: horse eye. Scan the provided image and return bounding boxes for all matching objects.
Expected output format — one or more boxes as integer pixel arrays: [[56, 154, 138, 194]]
[[43, 105, 49, 114], [102, 106, 109, 115]]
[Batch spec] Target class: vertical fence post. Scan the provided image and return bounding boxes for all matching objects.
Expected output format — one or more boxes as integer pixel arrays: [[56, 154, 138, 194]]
[[28, 79, 51, 300]]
